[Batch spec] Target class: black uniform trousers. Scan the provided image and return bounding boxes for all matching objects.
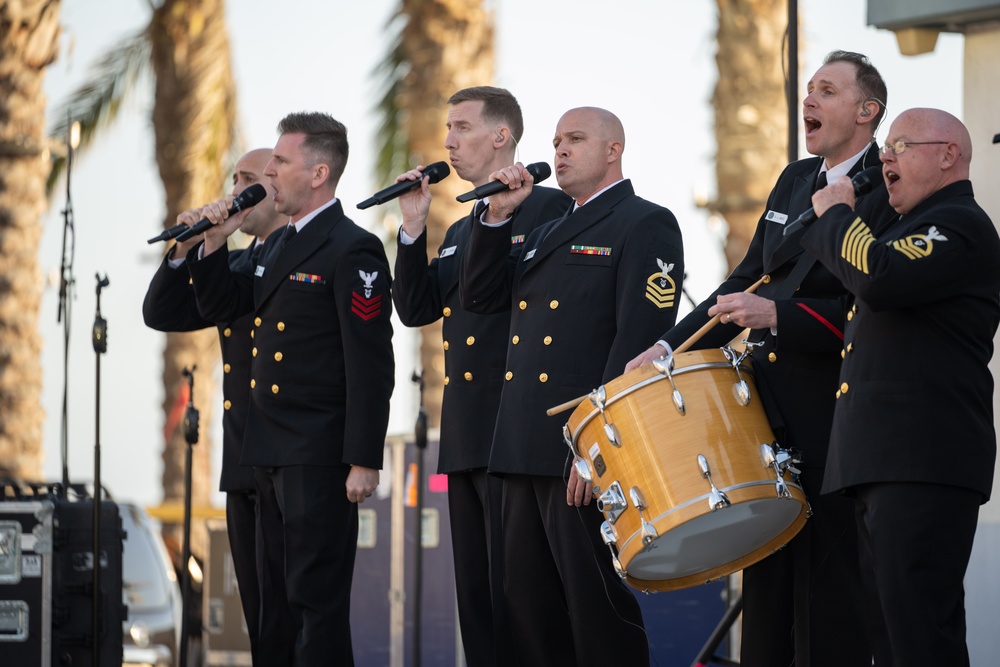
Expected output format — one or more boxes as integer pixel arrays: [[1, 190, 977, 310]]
[[854, 482, 980, 667], [501, 474, 648, 667], [447, 470, 515, 666], [225, 490, 261, 662], [254, 464, 359, 666]]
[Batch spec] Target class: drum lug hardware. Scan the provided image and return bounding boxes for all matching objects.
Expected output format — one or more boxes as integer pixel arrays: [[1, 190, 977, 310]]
[[697, 454, 731, 510], [640, 519, 659, 545], [652, 355, 686, 415], [603, 422, 621, 447], [597, 481, 627, 523], [733, 378, 751, 406], [629, 486, 647, 511], [589, 385, 608, 411], [600, 520, 617, 545], [760, 443, 800, 499], [573, 458, 593, 483], [563, 423, 577, 456]]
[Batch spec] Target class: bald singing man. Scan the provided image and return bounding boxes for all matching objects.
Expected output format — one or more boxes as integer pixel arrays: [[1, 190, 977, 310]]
[[804, 108, 1000, 667]]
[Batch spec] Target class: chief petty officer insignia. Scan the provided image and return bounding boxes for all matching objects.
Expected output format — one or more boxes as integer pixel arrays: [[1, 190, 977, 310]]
[[645, 258, 677, 309], [891, 225, 948, 260], [351, 269, 384, 322]]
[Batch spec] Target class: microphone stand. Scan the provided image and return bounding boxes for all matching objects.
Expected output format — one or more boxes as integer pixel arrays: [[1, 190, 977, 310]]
[[92, 273, 110, 667], [411, 370, 428, 667], [179, 366, 200, 667], [58, 119, 79, 498]]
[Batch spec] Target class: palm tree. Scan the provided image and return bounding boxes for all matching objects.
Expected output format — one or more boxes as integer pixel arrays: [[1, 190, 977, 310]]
[[711, 0, 790, 270], [374, 0, 494, 427], [0, 0, 62, 481], [48, 0, 238, 552]]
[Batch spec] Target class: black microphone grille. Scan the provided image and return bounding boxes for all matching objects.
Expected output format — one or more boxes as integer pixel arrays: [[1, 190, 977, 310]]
[[423, 161, 451, 184], [526, 162, 551, 183], [234, 183, 268, 210], [852, 165, 884, 195]]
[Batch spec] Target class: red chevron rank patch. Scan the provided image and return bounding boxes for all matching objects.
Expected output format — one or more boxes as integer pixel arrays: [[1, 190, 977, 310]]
[[352, 292, 383, 321]]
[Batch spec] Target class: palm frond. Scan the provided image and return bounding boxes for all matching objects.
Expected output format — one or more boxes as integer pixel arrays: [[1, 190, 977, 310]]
[[46, 27, 153, 196], [371, 6, 412, 185]]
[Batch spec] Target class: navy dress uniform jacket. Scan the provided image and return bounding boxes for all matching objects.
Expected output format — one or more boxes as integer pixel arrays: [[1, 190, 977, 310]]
[[461, 179, 684, 477], [802, 179, 1000, 500], [393, 186, 572, 473], [142, 244, 259, 493], [661, 145, 893, 473], [188, 201, 394, 470]]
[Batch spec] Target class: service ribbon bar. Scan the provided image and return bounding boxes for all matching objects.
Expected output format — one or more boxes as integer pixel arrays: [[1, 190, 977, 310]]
[[290, 272, 324, 283], [511, 234, 526, 245], [569, 245, 612, 256]]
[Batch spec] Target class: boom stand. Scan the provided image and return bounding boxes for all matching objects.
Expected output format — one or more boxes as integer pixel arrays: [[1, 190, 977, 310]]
[[411, 370, 428, 667], [179, 366, 200, 667], [691, 584, 741, 667], [92, 273, 110, 667]]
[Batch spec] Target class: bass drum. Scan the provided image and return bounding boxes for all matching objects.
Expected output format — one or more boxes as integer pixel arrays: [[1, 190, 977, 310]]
[[565, 348, 808, 591]]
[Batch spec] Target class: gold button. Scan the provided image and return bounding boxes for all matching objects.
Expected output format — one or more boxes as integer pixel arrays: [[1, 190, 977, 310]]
[[466, 336, 475, 346], [549, 300, 559, 309], [252, 347, 258, 357], [519, 301, 527, 310], [841, 349, 846, 359], [277, 321, 286, 331], [223, 327, 232, 337], [505, 371, 513, 381], [443, 341, 450, 351], [271, 384, 279, 394], [250, 330, 254, 339], [768, 352, 777, 362], [847, 311, 853, 321], [762, 275, 771, 284], [443, 307, 452, 317], [847, 343, 853, 352], [543, 336, 552, 345], [444, 376, 450, 385], [250, 379, 256, 389], [254, 317, 262, 326], [464, 372, 473, 381], [539, 373, 549, 383], [840, 382, 849, 394], [274, 352, 283, 362], [512, 335, 520, 345], [835, 390, 842, 399], [224, 363, 231, 373], [224, 399, 232, 410], [852, 304, 858, 313]]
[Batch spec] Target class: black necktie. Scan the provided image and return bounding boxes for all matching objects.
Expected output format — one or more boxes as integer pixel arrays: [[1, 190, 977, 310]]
[[814, 171, 828, 193], [471, 200, 487, 221], [278, 224, 297, 250], [250, 241, 263, 266]]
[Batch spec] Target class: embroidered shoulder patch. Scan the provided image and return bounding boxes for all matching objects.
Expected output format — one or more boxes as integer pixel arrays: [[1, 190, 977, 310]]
[[352, 269, 383, 321], [891, 225, 948, 260], [646, 259, 677, 309]]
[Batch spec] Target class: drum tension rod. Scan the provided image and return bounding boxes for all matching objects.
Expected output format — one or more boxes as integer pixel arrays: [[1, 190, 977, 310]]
[[697, 454, 731, 510], [652, 354, 686, 415]]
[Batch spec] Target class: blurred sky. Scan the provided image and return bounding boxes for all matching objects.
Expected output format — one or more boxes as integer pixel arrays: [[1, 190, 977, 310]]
[[37, 0, 963, 507]]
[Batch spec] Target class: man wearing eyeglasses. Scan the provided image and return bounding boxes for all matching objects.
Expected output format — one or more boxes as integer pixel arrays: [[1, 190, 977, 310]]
[[803, 108, 1000, 667], [627, 50, 894, 666]]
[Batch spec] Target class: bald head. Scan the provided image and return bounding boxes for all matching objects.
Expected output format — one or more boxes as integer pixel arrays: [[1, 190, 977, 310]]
[[234, 148, 284, 239], [553, 107, 626, 204], [880, 108, 973, 214]]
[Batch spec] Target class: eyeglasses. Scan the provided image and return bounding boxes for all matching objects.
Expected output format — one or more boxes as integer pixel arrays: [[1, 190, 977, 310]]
[[880, 140, 948, 156]]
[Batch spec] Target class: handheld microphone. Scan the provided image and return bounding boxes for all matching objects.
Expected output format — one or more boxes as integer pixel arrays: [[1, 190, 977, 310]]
[[173, 184, 268, 242], [783, 165, 883, 237], [356, 161, 451, 210], [456, 162, 551, 203], [147, 223, 190, 244]]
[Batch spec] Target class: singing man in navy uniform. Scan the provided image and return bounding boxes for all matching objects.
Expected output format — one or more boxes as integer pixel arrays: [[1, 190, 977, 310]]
[[804, 107, 1000, 667], [185, 112, 394, 666], [392, 86, 570, 667], [142, 147, 285, 666], [460, 106, 684, 666]]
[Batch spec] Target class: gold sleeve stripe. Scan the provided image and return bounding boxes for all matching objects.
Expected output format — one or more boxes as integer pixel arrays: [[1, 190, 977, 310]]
[[840, 217, 874, 275], [891, 238, 933, 259]]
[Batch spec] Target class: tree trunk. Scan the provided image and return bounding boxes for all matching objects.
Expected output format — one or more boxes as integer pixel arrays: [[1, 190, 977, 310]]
[[397, 0, 494, 427], [713, 0, 790, 271], [150, 0, 237, 555], [0, 0, 61, 480]]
